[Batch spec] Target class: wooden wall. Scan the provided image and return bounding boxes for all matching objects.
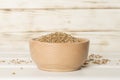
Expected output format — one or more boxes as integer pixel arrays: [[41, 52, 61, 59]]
[[0, 0, 120, 53]]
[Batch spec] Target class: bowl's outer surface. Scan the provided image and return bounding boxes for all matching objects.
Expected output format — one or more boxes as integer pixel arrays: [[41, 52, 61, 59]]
[[29, 39, 89, 72]]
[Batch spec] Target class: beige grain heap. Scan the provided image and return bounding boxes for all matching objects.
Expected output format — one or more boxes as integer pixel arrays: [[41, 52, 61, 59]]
[[35, 32, 81, 43]]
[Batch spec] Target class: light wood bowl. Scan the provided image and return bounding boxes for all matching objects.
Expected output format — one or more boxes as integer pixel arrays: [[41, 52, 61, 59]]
[[29, 38, 89, 72]]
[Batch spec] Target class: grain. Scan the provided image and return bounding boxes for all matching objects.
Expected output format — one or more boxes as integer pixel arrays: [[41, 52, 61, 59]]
[[20, 67, 23, 70], [82, 54, 111, 67], [88, 54, 110, 65], [12, 72, 16, 75], [9, 59, 32, 64], [89, 54, 103, 60], [116, 63, 119, 65], [82, 60, 89, 67], [0, 60, 6, 63], [35, 32, 82, 43]]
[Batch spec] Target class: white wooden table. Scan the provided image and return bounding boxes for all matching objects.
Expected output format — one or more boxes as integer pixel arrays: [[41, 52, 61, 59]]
[[0, 0, 120, 79], [0, 52, 120, 80]]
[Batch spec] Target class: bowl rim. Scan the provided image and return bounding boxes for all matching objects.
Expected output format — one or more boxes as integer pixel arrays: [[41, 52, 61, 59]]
[[30, 38, 89, 44]]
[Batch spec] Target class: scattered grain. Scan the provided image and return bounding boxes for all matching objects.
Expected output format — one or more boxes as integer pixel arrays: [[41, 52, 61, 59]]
[[0, 60, 6, 63], [101, 59, 110, 64], [12, 72, 16, 75], [116, 63, 119, 65], [30, 60, 32, 63], [82, 60, 89, 67], [83, 54, 110, 66], [92, 59, 110, 64], [20, 67, 23, 70], [9, 59, 32, 64], [89, 54, 103, 60]]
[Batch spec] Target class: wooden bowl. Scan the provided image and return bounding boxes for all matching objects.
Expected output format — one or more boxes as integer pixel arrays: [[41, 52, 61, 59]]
[[29, 38, 89, 72]]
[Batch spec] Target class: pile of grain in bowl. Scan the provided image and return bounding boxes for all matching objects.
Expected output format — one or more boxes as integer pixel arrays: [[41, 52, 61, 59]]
[[35, 32, 82, 43]]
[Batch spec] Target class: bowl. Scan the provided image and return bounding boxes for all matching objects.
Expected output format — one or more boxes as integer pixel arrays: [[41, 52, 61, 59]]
[[29, 38, 89, 72]]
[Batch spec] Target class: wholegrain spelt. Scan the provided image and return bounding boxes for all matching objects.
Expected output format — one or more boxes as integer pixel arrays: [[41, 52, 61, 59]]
[[35, 32, 82, 43], [88, 54, 110, 65]]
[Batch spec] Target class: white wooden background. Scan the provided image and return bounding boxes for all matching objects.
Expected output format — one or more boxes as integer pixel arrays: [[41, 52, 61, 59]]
[[0, 0, 120, 53]]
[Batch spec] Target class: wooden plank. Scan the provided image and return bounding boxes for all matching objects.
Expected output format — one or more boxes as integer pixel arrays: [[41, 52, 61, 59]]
[[0, 0, 120, 9], [0, 32, 119, 53], [0, 9, 120, 32]]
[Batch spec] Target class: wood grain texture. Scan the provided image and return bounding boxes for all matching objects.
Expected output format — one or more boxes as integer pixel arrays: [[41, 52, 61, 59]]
[[0, 0, 120, 53], [0, 0, 120, 9], [0, 9, 120, 32], [0, 32, 120, 53]]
